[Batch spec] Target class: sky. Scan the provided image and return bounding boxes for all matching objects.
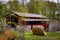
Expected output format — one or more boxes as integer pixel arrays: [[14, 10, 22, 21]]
[[49, 0, 60, 3], [0, 0, 30, 4], [0, 0, 60, 3]]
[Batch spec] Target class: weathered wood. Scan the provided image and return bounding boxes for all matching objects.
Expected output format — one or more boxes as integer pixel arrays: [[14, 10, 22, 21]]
[[0, 29, 16, 40], [0, 33, 8, 40]]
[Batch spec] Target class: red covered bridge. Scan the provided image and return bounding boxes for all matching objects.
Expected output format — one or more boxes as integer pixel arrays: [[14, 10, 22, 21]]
[[5, 11, 50, 30]]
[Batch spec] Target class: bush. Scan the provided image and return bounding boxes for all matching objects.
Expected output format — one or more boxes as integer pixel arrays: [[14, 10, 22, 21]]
[[32, 27, 47, 36]]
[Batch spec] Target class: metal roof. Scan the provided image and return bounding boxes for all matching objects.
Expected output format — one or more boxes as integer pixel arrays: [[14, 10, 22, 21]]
[[12, 11, 48, 18], [22, 19, 50, 21]]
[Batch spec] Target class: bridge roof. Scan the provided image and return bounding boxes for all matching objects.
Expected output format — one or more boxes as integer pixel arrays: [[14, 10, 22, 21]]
[[22, 18, 50, 21], [12, 11, 48, 18]]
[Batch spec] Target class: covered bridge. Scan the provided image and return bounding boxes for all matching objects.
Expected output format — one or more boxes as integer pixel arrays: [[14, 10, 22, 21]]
[[5, 11, 50, 30]]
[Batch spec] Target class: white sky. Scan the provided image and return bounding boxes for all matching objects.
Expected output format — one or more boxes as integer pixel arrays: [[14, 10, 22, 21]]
[[49, 0, 60, 3], [0, 0, 60, 3], [0, 0, 30, 4]]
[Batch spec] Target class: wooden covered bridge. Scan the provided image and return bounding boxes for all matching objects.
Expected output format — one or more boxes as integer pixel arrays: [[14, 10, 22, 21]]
[[5, 11, 50, 30]]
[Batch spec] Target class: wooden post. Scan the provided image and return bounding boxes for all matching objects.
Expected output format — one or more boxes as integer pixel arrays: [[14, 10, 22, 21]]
[[31, 25, 33, 30]]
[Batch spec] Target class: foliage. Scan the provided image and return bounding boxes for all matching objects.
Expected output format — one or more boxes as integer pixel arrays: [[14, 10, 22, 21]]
[[12, 30, 60, 40], [0, 0, 59, 22], [7, 0, 26, 12], [45, 1, 57, 19], [0, 2, 3, 18], [27, 0, 42, 14]]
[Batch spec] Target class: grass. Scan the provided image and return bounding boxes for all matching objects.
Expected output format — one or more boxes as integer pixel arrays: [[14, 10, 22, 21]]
[[12, 30, 60, 40]]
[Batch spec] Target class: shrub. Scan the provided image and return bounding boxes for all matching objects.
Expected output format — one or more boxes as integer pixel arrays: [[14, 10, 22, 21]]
[[32, 27, 47, 36]]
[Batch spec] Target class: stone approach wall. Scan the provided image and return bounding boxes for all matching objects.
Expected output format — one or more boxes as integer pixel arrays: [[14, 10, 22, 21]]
[[49, 22, 60, 32]]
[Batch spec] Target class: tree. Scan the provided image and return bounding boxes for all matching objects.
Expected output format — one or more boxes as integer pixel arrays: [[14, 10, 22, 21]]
[[0, 2, 3, 18], [45, 1, 57, 19], [56, 0, 60, 22], [0, 2, 7, 29], [27, 0, 45, 14], [0, 2, 7, 19], [7, 0, 26, 12]]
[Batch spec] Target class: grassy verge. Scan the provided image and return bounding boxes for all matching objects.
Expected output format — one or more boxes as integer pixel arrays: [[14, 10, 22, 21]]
[[12, 30, 60, 40]]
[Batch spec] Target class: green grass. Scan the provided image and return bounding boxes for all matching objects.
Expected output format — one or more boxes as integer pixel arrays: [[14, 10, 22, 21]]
[[12, 30, 60, 40]]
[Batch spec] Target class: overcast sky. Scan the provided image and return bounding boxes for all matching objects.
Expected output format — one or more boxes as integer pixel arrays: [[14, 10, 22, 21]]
[[50, 0, 60, 3], [0, 0, 60, 3]]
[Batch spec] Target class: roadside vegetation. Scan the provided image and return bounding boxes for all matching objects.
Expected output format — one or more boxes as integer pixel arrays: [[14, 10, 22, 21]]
[[12, 30, 60, 40]]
